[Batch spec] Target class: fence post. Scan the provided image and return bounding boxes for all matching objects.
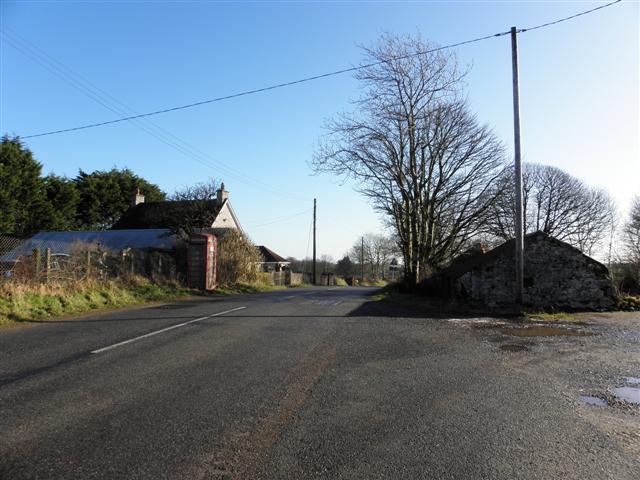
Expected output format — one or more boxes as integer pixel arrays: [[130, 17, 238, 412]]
[[33, 248, 41, 280], [44, 248, 51, 283], [86, 251, 91, 277]]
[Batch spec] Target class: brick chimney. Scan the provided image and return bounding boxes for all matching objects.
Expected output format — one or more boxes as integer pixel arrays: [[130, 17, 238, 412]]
[[216, 182, 229, 206], [132, 188, 145, 207]]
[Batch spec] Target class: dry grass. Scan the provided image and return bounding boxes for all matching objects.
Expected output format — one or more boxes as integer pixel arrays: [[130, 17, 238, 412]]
[[618, 295, 640, 311], [357, 279, 388, 287], [0, 272, 303, 328], [525, 312, 580, 323], [218, 230, 262, 285], [213, 282, 285, 295], [0, 276, 198, 328]]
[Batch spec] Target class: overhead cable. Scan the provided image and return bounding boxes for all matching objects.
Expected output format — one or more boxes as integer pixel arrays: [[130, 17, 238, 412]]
[[11, 0, 623, 140], [2, 28, 310, 201]]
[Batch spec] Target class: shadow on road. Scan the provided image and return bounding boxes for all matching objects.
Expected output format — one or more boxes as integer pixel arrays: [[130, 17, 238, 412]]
[[346, 297, 520, 319]]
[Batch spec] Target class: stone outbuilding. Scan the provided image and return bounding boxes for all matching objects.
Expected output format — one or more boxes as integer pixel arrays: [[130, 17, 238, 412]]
[[430, 232, 616, 310]]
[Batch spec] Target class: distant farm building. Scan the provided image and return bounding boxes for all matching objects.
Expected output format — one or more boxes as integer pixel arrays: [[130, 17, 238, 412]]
[[257, 245, 290, 272]]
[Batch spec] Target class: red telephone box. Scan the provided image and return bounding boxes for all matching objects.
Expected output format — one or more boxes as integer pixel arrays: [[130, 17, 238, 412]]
[[187, 233, 217, 290]]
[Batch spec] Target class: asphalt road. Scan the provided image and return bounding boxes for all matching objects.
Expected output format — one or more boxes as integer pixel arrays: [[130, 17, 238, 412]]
[[0, 286, 638, 479]]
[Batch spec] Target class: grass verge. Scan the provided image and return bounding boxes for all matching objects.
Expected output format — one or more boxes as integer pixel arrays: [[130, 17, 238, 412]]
[[0, 278, 292, 329], [0, 278, 202, 328], [524, 311, 580, 323], [358, 279, 388, 287], [212, 283, 287, 295]]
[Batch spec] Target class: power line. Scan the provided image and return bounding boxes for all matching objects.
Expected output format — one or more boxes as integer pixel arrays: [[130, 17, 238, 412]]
[[11, 0, 622, 140], [1, 28, 310, 202], [247, 208, 312, 228], [518, 0, 622, 33], [18, 30, 508, 139]]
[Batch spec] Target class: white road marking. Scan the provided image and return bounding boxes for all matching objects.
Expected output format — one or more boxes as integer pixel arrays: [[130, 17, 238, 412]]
[[90, 306, 247, 354], [312, 300, 343, 306]]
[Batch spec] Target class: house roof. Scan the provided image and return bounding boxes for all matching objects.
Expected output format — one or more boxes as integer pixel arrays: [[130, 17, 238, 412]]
[[112, 200, 222, 230], [0, 229, 176, 261], [438, 231, 608, 279], [257, 245, 289, 264]]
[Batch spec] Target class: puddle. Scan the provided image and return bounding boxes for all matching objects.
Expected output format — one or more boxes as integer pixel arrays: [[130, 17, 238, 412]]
[[624, 376, 640, 385], [580, 395, 608, 407], [613, 387, 640, 404], [501, 326, 592, 337], [500, 344, 528, 352]]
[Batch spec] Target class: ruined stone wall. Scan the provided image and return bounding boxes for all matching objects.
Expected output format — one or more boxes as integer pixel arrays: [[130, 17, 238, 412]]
[[458, 233, 616, 310]]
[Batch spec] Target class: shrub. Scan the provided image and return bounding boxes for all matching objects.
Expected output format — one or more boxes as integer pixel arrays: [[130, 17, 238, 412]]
[[618, 295, 640, 311], [217, 230, 262, 286]]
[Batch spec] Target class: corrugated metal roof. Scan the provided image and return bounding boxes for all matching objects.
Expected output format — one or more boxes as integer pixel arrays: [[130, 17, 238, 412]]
[[0, 229, 176, 261]]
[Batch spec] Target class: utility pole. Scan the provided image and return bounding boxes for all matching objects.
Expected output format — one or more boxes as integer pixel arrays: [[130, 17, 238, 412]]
[[312, 198, 317, 285], [511, 26, 524, 305], [361, 236, 364, 283]]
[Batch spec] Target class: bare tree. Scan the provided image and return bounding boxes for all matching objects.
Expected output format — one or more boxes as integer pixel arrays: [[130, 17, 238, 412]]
[[167, 178, 221, 237], [312, 34, 506, 285], [319, 254, 335, 274], [350, 233, 397, 279], [368, 234, 397, 279], [349, 241, 368, 279], [622, 195, 640, 283], [487, 164, 615, 256], [171, 178, 219, 202]]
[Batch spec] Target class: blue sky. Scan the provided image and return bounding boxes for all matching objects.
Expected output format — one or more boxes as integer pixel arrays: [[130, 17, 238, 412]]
[[1, 0, 638, 260]]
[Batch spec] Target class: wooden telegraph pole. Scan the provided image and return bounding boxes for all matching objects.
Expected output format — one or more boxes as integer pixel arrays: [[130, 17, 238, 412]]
[[361, 236, 364, 283], [312, 198, 317, 285], [511, 26, 524, 305]]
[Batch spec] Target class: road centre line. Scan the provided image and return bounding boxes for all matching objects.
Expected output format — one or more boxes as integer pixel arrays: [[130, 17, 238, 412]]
[[90, 306, 247, 354]]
